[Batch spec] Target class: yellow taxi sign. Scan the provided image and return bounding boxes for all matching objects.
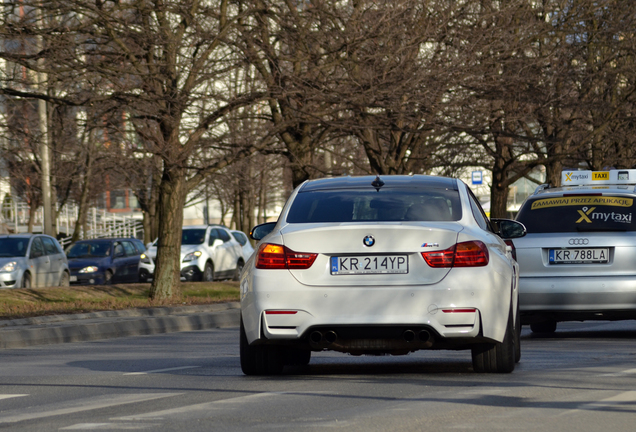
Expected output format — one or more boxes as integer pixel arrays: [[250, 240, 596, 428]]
[[592, 171, 609, 181]]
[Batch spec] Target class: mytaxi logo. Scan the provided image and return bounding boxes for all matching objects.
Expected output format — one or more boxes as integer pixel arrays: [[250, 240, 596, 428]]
[[576, 207, 595, 223], [563, 172, 589, 182], [592, 171, 609, 181]]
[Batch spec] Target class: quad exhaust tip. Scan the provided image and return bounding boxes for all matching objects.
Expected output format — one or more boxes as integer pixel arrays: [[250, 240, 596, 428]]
[[325, 331, 338, 344], [403, 329, 431, 343], [310, 330, 338, 345]]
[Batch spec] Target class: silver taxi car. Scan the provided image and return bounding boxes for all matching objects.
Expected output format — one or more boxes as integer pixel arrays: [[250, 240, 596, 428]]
[[240, 175, 526, 375], [512, 169, 636, 333]]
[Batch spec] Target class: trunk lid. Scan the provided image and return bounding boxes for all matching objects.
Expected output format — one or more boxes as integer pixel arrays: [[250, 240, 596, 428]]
[[280, 222, 463, 286]]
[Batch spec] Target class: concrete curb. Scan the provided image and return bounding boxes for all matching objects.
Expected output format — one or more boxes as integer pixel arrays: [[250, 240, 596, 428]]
[[0, 302, 240, 349]]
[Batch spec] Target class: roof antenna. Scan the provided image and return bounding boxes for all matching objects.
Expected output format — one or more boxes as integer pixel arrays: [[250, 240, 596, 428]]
[[371, 175, 385, 192]]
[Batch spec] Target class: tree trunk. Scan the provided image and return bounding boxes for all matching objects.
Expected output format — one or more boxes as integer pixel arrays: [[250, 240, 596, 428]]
[[71, 152, 93, 243], [27, 204, 35, 233], [490, 181, 509, 218], [149, 166, 186, 300], [544, 158, 563, 188]]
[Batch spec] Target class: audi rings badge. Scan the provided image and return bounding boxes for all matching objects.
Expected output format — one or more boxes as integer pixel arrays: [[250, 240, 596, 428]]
[[568, 238, 589, 245]]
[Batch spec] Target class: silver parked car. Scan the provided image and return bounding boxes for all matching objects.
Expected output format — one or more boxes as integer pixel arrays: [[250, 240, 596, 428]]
[[511, 169, 636, 333], [0, 234, 70, 288]]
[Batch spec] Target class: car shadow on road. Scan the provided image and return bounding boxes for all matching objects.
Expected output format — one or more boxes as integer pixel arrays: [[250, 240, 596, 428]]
[[525, 329, 636, 339]]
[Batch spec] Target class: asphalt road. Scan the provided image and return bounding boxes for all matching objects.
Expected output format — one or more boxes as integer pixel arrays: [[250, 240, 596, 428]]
[[1, 321, 635, 431]]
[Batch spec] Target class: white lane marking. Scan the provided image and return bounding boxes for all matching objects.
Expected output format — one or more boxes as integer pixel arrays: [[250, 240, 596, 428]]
[[561, 391, 636, 415], [114, 392, 299, 421], [0, 393, 181, 424], [61, 422, 159, 430], [123, 366, 200, 375], [599, 368, 636, 377], [0, 395, 28, 400]]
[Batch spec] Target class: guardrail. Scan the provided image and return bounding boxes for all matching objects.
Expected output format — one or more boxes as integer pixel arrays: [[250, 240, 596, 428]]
[[1, 201, 144, 245]]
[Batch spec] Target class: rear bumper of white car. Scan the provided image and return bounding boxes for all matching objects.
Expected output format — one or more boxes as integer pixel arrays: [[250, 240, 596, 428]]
[[241, 266, 512, 351]]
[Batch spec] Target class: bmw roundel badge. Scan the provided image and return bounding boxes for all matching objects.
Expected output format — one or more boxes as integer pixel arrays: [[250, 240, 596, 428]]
[[363, 235, 375, 247]]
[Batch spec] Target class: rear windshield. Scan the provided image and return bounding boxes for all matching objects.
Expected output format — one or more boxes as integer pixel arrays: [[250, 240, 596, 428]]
[[517, 195, 636, 232], [286, 189, 462, 223]]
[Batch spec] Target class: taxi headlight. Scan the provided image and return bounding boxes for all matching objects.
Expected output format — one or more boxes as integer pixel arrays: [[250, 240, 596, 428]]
[[183, 251, 202, 262], [0, 261, 17, 273], [79, 266, 99, 273]]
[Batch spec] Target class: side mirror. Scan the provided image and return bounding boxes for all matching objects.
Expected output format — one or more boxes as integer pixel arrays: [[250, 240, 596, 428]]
[[250, 222, 276, 241], [491, 219, 527, 239], [212, 238, 224, 248]]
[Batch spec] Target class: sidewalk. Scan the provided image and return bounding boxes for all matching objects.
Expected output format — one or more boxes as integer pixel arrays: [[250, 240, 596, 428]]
[[0, 302, 240, 349]]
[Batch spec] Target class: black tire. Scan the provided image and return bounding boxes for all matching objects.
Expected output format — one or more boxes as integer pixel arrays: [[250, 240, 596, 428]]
[[285, 348, 311, 366], [472, 308, 515, 373], [530, 321, 557, 334], [203, 262, 214, 282], [59, 271, 70, 287], [514, 300, 521, 363], [138, 270, 148, 283], [104, 270, 113, 285], [240, 317, 285, 375], [233, 260, 244, 281], [21, 272, 31, 289]]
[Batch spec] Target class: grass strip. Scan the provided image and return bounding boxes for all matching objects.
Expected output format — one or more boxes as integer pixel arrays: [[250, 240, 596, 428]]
[[0, 281, 239, 320]]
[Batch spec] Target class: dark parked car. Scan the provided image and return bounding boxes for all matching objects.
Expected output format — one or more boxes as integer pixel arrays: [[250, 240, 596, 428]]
[[66, 238, 146, 285]]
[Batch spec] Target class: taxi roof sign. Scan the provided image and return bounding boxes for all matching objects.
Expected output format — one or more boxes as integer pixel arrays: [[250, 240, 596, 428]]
[[561, 169, 636, 186]]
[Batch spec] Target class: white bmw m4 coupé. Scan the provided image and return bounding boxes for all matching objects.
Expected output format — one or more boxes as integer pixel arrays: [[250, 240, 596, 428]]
[[239, 175, 526, 374]]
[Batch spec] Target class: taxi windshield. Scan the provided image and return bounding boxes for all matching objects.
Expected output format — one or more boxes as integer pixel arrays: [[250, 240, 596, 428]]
[[517, 195, 636, 232]]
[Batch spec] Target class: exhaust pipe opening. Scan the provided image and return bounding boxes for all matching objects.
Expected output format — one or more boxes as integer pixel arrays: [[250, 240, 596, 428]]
[[324, 331, 337, 344], [310, 331, 323, 344], [418, 330, 431, 343], [403, 330, 415, 342]]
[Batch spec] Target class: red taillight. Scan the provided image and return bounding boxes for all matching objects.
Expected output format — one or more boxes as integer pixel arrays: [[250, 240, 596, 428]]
[[256, 243, 317, 270], [454, 241, 489, 267], [256, 243, 287, 269], [421, 241, 489, 268], [421, 246, 455, 267], [504, 239, 516, 261]]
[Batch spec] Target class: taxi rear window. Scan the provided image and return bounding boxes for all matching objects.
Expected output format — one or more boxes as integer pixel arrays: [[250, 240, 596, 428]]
[[287, 189, 462, 223], [517, 195, 636, 232]]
